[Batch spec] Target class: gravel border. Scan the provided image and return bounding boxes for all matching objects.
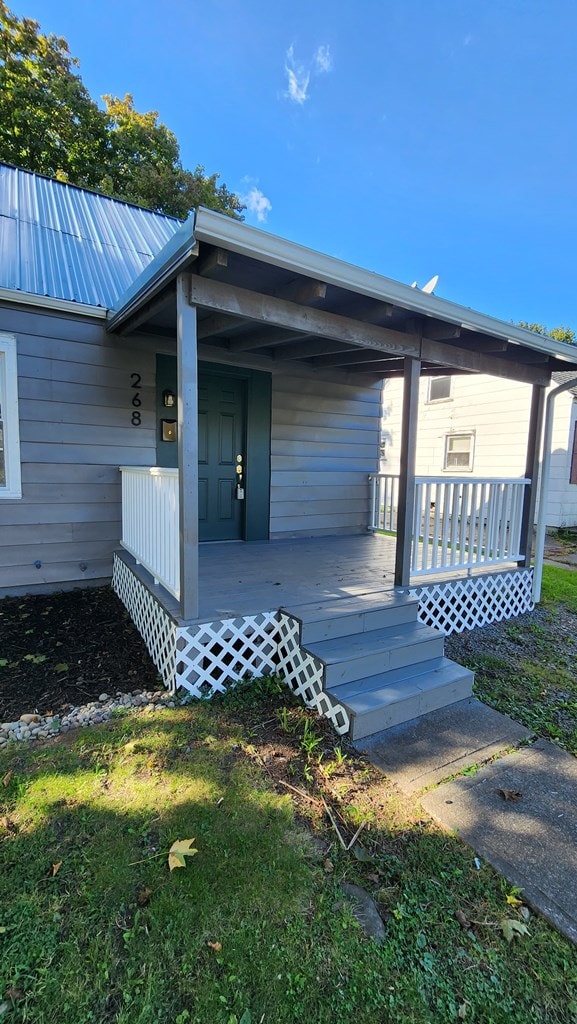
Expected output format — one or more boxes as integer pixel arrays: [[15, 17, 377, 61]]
[[0, 688, 188, 747]]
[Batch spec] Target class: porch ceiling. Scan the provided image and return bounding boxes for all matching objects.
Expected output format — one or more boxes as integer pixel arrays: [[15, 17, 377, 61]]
[[110, 210, 577, 387]]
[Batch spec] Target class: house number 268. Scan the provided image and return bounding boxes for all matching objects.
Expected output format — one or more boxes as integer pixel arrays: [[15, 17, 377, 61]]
[[130, 372, 142, 425]]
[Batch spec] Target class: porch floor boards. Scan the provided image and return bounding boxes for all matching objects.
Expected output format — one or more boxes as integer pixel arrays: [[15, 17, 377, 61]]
[[195, 532, 517, 622], [197, 534, 397, 621]]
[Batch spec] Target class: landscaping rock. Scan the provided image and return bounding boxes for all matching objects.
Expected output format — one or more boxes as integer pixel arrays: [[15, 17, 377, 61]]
[[341, 882, 386, 943]]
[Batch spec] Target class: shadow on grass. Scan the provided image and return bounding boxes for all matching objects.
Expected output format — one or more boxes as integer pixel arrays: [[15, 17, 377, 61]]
[[0, 709, 575, 1024]]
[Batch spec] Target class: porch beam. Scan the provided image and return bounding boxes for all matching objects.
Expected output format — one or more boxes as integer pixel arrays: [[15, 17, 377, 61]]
[[197, 247, 229, 279], [519, 383, 547, 568], [117, 291, 173, 337], [197, 311, 243, 340], [274, 278, 327, 304], [176, 273, 199, 620], [275, 337, 360, 361], [308, 349, 402, 368], [395, 357, 421, 587], [420, 337, 551, 385], [227, 328, 307, 352], [187, 275, 422, 358], [341, 297, 395, 322]]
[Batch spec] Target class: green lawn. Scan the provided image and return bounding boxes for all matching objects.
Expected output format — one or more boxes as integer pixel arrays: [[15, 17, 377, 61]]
[[1, 686, 576, 1024], [540, 563, 577, 612]]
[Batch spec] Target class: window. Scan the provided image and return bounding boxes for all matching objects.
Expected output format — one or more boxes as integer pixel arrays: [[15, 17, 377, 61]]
[[0, 334, 21, 498], [444, 432, 474, 471], [428, 375, 451, 402]]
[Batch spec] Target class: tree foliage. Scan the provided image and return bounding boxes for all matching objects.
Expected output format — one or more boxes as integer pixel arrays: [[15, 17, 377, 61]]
[[518, 322, 575, 345], [0, 3, 243, 219]]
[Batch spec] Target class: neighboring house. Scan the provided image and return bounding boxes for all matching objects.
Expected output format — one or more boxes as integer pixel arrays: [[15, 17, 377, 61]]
[[1, 162, 577, 740], [381, 371, 577, 529]]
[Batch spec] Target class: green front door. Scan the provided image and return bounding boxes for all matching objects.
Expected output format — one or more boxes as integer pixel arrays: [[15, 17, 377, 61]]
[[198, 373, 246, 542]]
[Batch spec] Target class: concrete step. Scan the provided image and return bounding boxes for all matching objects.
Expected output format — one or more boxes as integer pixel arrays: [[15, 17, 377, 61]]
[[306, 621, 445, 687], [282, 590, 418, 644], [341, 659, 475, 741]]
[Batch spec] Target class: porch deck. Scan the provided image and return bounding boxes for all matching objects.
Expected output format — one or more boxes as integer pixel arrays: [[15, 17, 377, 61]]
[[196, 533, 397, 621]]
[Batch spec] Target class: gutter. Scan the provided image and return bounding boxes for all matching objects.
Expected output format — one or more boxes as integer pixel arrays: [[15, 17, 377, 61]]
[[0, 286, 107, 319], [533, 376, 577, 602]]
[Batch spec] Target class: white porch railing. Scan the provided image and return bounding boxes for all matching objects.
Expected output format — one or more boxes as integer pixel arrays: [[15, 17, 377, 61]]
[[369, 474, 529, 575], [120, 467, 180, 599]]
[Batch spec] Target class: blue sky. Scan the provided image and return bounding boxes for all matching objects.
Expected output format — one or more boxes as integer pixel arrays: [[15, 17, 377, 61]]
[[11, 0, 577, 329]]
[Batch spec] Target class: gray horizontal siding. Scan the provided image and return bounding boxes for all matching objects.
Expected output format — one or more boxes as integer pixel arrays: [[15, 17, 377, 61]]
[[270, 373, 380, 539], [0, 305, 156, 595]]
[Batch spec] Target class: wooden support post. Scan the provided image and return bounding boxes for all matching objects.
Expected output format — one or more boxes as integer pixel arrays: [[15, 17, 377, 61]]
[[176, 273, 199, 619], [519, 383, 546, 567], [394, 357, 421, 587]]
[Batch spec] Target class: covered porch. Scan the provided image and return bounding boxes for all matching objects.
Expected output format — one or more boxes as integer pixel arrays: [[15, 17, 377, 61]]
[[106, 206, 577, 737]]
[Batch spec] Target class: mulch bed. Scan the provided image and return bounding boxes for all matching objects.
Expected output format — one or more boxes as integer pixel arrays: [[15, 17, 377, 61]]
[[0, 587, 160, 721]]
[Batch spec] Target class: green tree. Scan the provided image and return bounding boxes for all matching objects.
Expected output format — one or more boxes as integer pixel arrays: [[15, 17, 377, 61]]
[[518, 322, 575, 345], [0, 3, 243, 219], [101, 95, 244, 219], [0, 1, 109, 186]]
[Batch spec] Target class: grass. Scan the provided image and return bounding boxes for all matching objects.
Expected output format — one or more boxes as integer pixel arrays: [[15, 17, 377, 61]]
[[540, 563, 577, 612], [1, 685, 576, 1023], [452, 566, 577, 755]]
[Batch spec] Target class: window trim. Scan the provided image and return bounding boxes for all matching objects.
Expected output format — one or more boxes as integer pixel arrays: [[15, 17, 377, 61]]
[[0, 333, 22, 499], [427, 375, 452, 403], [443, 431, 475, 473]]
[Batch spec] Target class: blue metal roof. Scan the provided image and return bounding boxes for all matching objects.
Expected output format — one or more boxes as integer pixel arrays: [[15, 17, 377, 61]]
[[0, 164, 181, 309]]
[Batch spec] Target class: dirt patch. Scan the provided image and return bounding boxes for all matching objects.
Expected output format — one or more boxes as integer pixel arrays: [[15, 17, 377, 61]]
[[0, 587, 160, 721]]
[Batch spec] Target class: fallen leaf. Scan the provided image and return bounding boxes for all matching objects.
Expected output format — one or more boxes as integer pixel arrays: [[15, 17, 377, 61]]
[[168, 838, 198, 872], [50, 861, 62, 877], [54, 663, 69, 673], [520, 906, 531, 921], [506, 894, 523, 907], [458, 1003, 468, 1019], [500, 918, 530, 943], [323, 859, 334, 873], [0, 817, 16, 833], [207, 940, 222, 952], [2, 772, 12, 788], [352, 844, 373, 863], [455, 909, 472, 931], [367, 872, 380, 883], [497, 788, 522, 802]]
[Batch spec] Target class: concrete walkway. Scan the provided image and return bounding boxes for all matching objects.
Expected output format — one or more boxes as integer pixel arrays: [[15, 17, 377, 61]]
[[357, 698, 577, 945]]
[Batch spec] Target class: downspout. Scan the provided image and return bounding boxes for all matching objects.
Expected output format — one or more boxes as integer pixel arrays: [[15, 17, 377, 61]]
[[533, 376, 577, 602]]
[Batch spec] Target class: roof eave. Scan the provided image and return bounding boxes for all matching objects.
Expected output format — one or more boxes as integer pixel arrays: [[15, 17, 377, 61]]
[[106, 214, 198, 331]]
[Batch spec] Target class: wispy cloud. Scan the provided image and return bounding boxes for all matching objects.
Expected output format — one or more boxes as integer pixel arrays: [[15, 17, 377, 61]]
[[285, 44, 310, 104], [463, 33, 473, 46], [284, 43, 333, 104], [314, 44, 332, 74], [241, 185, 272, 223]]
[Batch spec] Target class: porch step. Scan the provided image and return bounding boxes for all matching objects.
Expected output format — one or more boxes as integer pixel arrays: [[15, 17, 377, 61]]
[[329, 658, 474, 741], [282, 590, 418, 643], [281, 590, 474, 742], [305, 621, 445, 687]]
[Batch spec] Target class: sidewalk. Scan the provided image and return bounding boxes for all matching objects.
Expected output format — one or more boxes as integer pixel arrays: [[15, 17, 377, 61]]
[[357, 698, 577, 945]]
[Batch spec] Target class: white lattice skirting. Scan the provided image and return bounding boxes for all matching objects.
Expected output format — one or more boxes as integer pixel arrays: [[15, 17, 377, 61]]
[[112, 555, 177, 690], [113, 554, 280, 698], [277, 614, 350, 735], [408, 568, 534, 635]]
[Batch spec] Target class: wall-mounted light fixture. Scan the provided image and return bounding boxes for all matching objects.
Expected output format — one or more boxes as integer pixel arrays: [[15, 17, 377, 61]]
[[163, 388, 176, 408]]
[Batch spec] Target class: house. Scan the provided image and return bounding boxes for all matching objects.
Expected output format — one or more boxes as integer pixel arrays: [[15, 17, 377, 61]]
[[381, 371, 577, 530], [2, 163, 577, 740]]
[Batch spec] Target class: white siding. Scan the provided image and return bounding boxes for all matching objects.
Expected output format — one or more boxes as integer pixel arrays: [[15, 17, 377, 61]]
[[382, 374, 577, 528]]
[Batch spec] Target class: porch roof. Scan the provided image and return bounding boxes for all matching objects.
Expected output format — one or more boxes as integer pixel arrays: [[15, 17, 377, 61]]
[[108, 207, 577, 386]]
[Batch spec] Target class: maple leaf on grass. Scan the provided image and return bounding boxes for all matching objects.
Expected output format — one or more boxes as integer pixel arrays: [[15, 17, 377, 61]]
[[168, 838, 198, 872]]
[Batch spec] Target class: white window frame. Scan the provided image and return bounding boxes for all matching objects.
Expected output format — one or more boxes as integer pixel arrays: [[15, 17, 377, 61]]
[[427, 375, 452, 403], [443, 431, 475, 472], [0, 334, 22, 499]]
